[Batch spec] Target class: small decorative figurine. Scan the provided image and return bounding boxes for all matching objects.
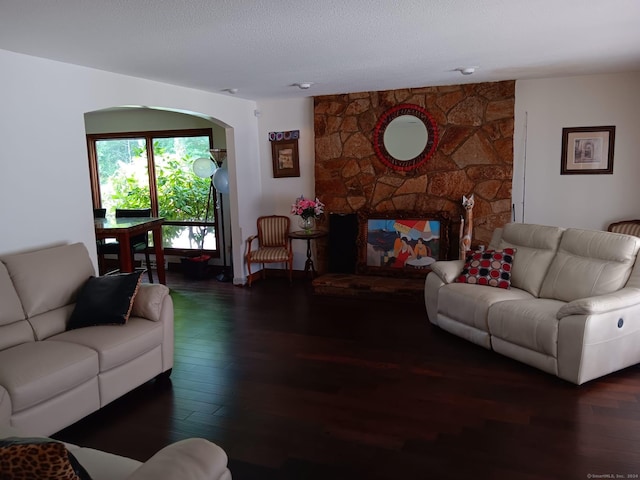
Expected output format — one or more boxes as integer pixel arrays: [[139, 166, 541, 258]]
[[459, 194, 475, 261]]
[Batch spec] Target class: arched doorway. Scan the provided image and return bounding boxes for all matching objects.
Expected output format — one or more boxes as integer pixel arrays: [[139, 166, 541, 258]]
[[84, 106, 233, 279]]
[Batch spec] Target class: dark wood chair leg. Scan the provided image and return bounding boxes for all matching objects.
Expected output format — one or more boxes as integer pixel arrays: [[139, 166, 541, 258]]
[[97, 252, 106, 276], [144, 251, 154, 283]]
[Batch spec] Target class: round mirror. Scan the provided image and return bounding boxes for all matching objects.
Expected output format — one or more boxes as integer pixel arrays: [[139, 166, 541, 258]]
[[373, 104, 438, 171], [383, 115, 428, 161]]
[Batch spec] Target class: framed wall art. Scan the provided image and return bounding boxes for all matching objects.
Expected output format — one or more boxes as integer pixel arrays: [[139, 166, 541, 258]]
[[269, 130, 300, 178], [561, 126, 615, 175], [356, 210, 450, 278]]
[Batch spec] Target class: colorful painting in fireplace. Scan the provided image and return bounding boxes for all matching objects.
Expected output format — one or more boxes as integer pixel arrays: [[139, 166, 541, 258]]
[[356, 211, 450, 278]]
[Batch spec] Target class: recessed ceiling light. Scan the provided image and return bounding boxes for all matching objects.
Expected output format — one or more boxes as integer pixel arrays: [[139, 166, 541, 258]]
[[293, 82, 314, 90], [223, 88, 238, 94], [455, 67, 478, 75]]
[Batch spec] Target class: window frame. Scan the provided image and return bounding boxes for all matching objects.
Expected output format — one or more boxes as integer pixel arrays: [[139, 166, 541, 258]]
[[87, 128, 220, 258]]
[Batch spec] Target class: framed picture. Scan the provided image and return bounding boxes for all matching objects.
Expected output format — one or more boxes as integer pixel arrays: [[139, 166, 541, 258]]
[[561, 126, 615, 175], [356, 210, 450, 278], [271, 139, 300, 178]]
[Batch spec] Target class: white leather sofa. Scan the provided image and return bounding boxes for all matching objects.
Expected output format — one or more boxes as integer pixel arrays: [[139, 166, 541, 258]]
[[425, 223, 640, 385], [0, 425, 231, 480], [0, 242, 174, 436]]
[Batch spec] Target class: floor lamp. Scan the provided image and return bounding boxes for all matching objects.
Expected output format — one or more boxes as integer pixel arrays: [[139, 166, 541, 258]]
[[210, 149, 231, 282], [192, 156, 216, 252], [192, 151, 231, 282]]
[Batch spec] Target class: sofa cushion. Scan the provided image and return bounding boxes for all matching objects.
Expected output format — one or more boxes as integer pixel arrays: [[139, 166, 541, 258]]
[[126, 438, 230, 480], [0, 321, 35, 353], [0, 262, 25, 326], [0, 341, 98, 412], [488, 298, 566, 357], [429, 260, 465, 284], [131, 284, 171, 322], [0, 262, 34, 352], [51, 318, 163, 372], [456, 248, 516, 289], [539, 228, 640, 302], [0, 436, 91, 480], [65, 444, 141, 480], [0, 386, 11, 427], [487, 227, 503, 250], [438, 283, 534, 332], [67, 272, 143, 330], [28, 306, 74, 341], [498, 223, 564, 297], [0, 243, 94, 319]]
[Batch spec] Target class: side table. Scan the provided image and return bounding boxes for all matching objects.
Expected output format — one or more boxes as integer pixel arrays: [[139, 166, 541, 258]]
[[288, 229, 328, 277]]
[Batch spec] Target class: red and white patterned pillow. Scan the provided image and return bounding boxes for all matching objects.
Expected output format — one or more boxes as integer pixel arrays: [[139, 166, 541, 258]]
[[456, 248, 517, 289]]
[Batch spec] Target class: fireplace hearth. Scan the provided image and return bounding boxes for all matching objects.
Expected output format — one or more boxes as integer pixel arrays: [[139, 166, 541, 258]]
[[313, 211, 449, 301], [312, 273, 425, 302]]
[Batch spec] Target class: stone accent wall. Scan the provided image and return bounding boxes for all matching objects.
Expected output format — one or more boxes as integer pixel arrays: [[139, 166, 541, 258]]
[[314, 80, 514, 254]]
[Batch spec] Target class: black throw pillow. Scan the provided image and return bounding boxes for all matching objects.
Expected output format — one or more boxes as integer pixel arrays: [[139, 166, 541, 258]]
[[0, 437, 93, 480], [67, 272, 142, 330]]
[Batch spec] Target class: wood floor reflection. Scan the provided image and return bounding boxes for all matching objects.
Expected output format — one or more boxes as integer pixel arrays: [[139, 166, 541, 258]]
[[55, 271, 640, 480]]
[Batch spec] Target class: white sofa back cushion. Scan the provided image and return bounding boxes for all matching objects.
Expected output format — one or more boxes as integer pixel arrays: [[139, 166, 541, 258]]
[[29, 306, 75, 341], [540, 228, 640, 302], [624, 254, 640, 290], [0, 262, 26, 325], [0, 262, 34, 350], [488, 227, 503, 250], [498, 223, 565, 297], [1, 243, 94, 321]]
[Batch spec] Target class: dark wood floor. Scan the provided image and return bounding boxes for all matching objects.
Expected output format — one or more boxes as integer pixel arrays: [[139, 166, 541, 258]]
[[54, 272, 640, 479]]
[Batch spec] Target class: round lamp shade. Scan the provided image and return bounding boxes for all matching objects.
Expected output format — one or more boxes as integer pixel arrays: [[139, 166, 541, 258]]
[[213, 166, 230, 194], [192, 157, 216, 178]]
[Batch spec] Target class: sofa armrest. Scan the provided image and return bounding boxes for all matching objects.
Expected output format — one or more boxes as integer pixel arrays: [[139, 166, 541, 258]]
[[245, 235, 258, 257], [557, 288, 640, 318], [0, 386, 11, 428], [127, 438, 230, 480], [131, 284, 170, 322], [429, 260, 465, 284]]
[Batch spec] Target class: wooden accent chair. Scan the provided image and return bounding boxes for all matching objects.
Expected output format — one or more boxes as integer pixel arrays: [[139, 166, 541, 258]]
[[245, 215, 292, 287], [608, 220, 640, 238]]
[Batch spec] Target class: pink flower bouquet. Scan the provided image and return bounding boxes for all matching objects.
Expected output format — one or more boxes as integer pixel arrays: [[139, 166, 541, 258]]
[[291, 195, 325, 220]]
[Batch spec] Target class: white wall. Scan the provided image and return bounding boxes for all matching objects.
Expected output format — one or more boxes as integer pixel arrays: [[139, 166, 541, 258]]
[[4, 47, 636, 283], [0, 49, 261, 285], [84, 108, 227, 148], [514, 72, 640, 230], [255, 97, 315, 270]]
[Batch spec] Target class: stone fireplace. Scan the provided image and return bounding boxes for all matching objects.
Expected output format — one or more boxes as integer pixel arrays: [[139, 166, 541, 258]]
[[314, 80, 514, 275]]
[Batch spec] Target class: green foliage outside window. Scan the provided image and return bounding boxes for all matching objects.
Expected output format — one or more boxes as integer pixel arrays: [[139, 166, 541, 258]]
[[97, 136, 215, 249]]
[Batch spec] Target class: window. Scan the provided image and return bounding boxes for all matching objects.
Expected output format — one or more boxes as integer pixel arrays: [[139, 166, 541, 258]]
[[87, 128, 219, 256]]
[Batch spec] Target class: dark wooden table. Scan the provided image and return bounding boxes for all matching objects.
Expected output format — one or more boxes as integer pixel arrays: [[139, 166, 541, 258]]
[[288, 229, 327, 277], [94, 216, 166, 285]]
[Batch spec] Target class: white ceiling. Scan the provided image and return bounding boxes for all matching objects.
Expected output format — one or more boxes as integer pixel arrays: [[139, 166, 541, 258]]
[[1, 0, 639, 101]]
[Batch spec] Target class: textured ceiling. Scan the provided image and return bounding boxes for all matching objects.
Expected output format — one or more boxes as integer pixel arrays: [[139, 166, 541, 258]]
[[1, 0, 639, 100]]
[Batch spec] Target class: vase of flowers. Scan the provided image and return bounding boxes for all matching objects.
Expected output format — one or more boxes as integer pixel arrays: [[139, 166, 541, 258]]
[[299, 216, 315, 232], [291, 195, 324, 233]]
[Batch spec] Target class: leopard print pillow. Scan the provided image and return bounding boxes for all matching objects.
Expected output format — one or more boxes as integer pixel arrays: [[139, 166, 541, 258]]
[[0, 437, 92, 480]]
